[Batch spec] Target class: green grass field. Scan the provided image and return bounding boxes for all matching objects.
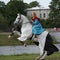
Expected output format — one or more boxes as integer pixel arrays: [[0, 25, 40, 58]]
[[0, 33, 33, 46], [0, 33, 21, 46], [0, 52, 60, 60], [0, 33, 60, 60], [0, 33, 59, 46]]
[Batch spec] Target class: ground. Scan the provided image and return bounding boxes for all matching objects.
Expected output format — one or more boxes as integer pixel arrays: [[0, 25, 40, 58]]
[[0, 33, 60, 60], [0, 33, 33, 46], [0, 52, 60, 60], [0, 33, 58, 46]]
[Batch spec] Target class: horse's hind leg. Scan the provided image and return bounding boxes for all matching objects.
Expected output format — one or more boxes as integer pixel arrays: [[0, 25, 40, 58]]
[[35, 56, 45, 60], [35, 56, 41, 60], [40, 51, 47, 60], [35, 51, 47, 60]]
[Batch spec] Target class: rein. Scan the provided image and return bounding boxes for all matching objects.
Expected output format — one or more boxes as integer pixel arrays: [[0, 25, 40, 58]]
[[17, 14, 21, 23], [23, 22, 30, 24]]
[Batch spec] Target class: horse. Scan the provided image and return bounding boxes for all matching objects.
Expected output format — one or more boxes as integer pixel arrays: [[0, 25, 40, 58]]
[[8, 13, 59, 60]]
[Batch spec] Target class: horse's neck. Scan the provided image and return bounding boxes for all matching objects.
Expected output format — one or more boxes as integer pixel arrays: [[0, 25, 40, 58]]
[[21, 15, 30, 23], [21, 15, 32, 30]]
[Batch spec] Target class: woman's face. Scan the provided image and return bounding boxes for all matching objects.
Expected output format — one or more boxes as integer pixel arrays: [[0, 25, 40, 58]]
[[32, 12, 36, 17], [31, 13, 34, 17]]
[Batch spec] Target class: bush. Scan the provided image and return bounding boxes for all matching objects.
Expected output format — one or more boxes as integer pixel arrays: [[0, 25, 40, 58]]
[[41, 19, 60, 28]]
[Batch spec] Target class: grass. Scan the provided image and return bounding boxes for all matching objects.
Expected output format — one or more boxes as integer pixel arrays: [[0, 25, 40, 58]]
[[0, 52, 60, 60], [0, 33, 60, 46], [0, 33, 21, 46], [0, 33, 33, 46], [0, 33, 60, 60]]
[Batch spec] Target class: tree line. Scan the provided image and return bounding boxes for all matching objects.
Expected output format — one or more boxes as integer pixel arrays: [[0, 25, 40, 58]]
[[38, 0, 60, 28], [0, 0, 60, 32], [0, 0, 39, 31]]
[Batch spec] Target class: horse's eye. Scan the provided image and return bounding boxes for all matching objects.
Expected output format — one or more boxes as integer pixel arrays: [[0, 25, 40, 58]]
[[18, 18, 20, 19]]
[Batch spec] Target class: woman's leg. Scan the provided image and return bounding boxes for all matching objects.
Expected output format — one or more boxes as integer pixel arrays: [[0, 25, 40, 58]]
[[32, 34, 39, 46]]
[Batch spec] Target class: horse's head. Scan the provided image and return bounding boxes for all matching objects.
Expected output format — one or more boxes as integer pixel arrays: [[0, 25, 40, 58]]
[[14, 13, 22, 26], [14, 13, 30, 26], [13, 13, 31, 33]]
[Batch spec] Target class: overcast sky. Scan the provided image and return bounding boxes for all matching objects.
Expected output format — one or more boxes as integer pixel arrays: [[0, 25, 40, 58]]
[[0, 0, 52, 8]]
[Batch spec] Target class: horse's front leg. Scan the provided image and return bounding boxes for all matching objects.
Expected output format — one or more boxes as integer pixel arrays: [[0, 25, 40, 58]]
[[17, 36, 28, 47], [8, 30, 21, 39], [8, 31, 14, 39], [20, 41, 27, 47]]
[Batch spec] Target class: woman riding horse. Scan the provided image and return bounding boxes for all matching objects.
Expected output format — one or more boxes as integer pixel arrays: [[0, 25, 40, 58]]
[[31, 12, 59, 60], [8, 13, 59, 60]]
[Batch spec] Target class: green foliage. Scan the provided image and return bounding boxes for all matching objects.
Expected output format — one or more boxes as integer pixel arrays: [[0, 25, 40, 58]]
[[41, 19, 53, 28], [0, 0, 41, 31], [41, 19, 60, 28], [29, 1, 40, 8], [5, 0, 27, 26], [0, 1, 5, 7], [49, 0, 60, 27]]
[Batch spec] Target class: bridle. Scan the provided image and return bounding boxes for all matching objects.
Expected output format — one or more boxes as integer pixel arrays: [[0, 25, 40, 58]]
[[17, 14, 21, 24], [17, 14, 31, 25]]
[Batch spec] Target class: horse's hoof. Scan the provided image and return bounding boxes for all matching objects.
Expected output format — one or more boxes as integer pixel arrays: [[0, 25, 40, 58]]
[[40, 51, 47, 60], [24, 43, 27, 47], [40, 59, 44, 60], [35, 56, 40, 60]]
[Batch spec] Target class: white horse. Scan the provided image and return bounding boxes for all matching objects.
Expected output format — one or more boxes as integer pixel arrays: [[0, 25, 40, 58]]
[[8, 13, 59, 60], [9, 13, 32, 41]]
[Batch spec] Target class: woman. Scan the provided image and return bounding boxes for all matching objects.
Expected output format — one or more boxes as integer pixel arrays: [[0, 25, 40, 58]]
[[31, 12, 44, 40], [31, 12, 59, 60]]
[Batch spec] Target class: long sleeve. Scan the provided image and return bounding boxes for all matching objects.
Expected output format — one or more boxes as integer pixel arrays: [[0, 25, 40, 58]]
[[32, 19, 44, 35]]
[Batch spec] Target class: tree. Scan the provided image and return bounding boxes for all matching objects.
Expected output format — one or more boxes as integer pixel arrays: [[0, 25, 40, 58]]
[[0, 1, 5, 14], [0, 1, 6, 24], [49, 0, 60, 27], [0, 0, 41, 31], [29, 1, 40, 8], [0, 1, 5, 7], [5, 0, 27, 26]]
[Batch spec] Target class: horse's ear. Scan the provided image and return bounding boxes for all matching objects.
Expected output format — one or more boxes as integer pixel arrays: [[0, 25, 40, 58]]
[[17, 13, 21, 19], [20, 14, 21, 19]]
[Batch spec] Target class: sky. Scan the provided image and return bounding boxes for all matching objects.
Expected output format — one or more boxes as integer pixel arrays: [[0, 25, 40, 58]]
[[0, 0, 52, 8]]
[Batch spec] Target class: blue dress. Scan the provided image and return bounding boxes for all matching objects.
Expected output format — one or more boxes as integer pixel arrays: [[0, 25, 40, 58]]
[[32, 19, 44, 35]]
